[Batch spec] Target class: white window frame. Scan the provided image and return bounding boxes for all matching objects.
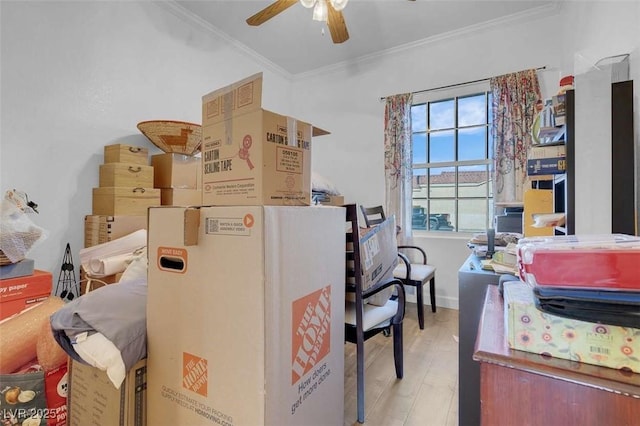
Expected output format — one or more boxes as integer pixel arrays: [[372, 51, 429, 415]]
[[411, 81, 493, 236]]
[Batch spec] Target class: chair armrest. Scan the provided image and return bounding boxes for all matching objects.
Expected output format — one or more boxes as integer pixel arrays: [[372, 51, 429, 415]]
[[398, 245, 427, 265], [396, 252, 412, 280], [362, 278, 405, 324]]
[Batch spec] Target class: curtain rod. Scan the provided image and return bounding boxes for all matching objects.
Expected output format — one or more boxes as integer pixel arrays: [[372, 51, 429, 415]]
[[379, 66, 547, 102]]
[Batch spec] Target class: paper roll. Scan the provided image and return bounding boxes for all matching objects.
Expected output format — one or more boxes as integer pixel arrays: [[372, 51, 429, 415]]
[[87, 252, 134, 276], [0, 297, 65, 374], [80, 229, 146, 276]]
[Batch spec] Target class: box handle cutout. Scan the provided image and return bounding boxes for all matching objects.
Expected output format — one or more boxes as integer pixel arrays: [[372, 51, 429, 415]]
[[159, 255, 185, 272]]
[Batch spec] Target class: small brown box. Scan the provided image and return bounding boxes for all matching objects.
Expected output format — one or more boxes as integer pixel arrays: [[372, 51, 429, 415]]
[[99, 163, 154, 188], [160, 188, 202, 206], [84, 215, 148, 248], [104, 144, 149, 165], [151, 153, 200, 189], [92, 187, 160, 216]]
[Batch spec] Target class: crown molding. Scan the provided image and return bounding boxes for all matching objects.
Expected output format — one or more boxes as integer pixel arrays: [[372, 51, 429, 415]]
[[294, 2, 562, 81], [155, 1, 294, 81]]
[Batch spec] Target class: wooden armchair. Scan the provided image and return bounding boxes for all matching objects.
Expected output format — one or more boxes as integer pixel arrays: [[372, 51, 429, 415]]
[[344, 204, 405, 423], [360, 205, 436, 330]]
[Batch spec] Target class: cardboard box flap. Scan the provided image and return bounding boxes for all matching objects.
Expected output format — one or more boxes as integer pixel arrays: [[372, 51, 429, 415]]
[[203, 73, 263, 126], [183, 207, 200, 246], [312, 127, 331, 137]]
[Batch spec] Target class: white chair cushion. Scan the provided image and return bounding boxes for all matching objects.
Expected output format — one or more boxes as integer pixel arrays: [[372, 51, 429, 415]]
[[393, 263, 436, 282], [345, 299, 398, 332]]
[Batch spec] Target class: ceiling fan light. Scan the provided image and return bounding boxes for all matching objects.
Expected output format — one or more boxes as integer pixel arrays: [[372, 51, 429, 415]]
[[299, 0, 316, 8], [329, 0, 348, 11], [312, 0, 328, 22]]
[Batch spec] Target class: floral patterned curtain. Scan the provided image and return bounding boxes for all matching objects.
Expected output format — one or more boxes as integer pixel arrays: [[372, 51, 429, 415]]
[[490, 69, 542, 204], [384, 93, 413, 244]]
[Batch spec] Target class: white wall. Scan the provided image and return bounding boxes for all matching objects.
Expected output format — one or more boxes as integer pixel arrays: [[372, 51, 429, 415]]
[[292, 6, 564, 308], [0, 2, 292, 275]]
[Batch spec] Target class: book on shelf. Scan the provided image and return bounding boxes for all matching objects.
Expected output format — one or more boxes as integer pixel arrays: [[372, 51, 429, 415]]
[[527, 157, 566, 175], [529, 144, 566, 159]]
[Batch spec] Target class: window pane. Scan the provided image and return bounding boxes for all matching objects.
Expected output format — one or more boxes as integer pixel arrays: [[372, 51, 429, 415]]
[[458, 94, 486, 127], [429, 167, 455, 198], [412, 168, 427, 200], [458, 165, 489, 197], [411, 104, 427, 132], [428, 199, 455, 231], [429, 99, 454, 130], [412, 133, 426, 164], [458, 127, 487, 161], [458, 199, 489, 232], [429, 130, 454, 162]]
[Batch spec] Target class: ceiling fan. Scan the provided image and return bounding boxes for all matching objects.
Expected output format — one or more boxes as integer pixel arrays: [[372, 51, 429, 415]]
[[246, 0, 351, 44]]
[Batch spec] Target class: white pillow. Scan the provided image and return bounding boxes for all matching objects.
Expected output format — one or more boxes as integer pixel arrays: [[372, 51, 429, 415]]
[[311, 171, 340, 195], [73, 331, 126, 389], [118, 249, 148, 283]]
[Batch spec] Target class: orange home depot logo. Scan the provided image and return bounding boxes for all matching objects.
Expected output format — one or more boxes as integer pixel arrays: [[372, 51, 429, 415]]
[[183, 352, 208, 397], [291, 286, 331, 385]]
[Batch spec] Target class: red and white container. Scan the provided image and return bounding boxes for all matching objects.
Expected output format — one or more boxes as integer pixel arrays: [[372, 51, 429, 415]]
[[517, 234, 640, 290]]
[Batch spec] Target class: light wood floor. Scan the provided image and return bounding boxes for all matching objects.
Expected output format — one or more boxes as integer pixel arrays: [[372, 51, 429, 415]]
[[343, 303, 459, 426]]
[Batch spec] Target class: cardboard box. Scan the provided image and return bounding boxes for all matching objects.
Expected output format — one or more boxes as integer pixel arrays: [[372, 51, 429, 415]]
[[355, 216, 398, 306], [99, 163, 154, 188], [68, 358, 146, 426], [313, 194, 345, 206], [147, 205, 345, 425], [0, 258, 35, 280], [104, 144, 149, 166], [504, 281, 640, 373], [84, 215, 148, 248], [0, 362, 68, 426], [151, 153, 201, 189], [523, 189, 553, 237], [0, 270, 52, 321], [92, 187, 160, 216], [201, 73, 322, 206], [160, 188, 202, 206]]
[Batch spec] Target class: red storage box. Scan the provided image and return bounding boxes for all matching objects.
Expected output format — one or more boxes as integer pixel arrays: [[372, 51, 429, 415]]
[[0, 270, 53, 320], [517, 234, 640, 290]]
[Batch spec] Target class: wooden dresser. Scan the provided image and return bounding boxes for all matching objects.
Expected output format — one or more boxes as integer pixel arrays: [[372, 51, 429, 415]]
[[473, 286, 640, 425]]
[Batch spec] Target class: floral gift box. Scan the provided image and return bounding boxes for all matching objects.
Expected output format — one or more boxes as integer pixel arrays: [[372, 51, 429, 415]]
[[503, 281, 640, 373]]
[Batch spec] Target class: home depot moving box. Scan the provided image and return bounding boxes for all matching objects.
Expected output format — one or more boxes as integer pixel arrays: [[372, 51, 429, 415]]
[[146, 205, 345, 426], [201, 73, 326, 206]]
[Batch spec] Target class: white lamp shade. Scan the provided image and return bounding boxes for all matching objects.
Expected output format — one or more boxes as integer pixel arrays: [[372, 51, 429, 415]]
[[329, 0, 348, 11], [312, 0, 328, 21]]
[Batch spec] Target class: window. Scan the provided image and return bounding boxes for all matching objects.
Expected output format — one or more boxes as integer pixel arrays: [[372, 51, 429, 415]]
[[411, 83, 493, 233]]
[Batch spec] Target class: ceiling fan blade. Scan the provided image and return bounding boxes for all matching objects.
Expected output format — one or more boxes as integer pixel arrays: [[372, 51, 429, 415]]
[[326, 3, 349, 44], [246, 0, 298, 26]]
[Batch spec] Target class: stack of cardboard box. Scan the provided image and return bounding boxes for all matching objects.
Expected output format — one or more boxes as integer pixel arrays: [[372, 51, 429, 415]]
[[82, 144, 156, 292], [151, 152, 201, 206], [145, 73, 346, 425]]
